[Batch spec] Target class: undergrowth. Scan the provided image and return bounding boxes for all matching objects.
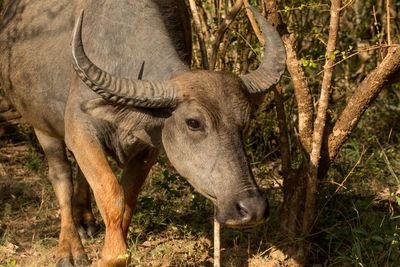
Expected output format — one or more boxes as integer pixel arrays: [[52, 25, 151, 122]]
[[1, 92, 400, 266]]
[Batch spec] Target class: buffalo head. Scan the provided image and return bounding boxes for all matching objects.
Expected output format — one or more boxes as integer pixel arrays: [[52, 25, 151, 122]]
[[71, 7, 286, 227]]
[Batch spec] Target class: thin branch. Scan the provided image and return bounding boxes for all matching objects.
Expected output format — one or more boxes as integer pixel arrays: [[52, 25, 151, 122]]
[[373, 5, 384, 59], [314, 147, 365, 229], [188, 0, 210, 69], [303, 0, 342, 233], [213, 208, 221, 267], [243, 0, 265, 46], [387, 0, 391, 46], [316, 44, 400, 76], [377, 139, 400, 185], [339, 0, 356, 11], [326, 47, 400, 163], [209, 0, 244, 70]]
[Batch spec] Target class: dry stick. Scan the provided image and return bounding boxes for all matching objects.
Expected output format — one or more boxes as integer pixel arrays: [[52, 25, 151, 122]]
[[339, 0, 355, 11], [303, 0, 341, 233], [372, 5, 384, 60], [387, 0, 391, 46], [209, 0, 243, 70], [316, 44, 400, 76], [376, 139, 400, 185], [243, 0, 265, 46], [214, 209, 221, 267], [313, 147, 365, 229], [188, 0, 209, 70]]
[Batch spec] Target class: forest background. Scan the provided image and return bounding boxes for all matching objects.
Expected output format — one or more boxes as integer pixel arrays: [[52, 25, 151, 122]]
[[1, 0, 400, 266]]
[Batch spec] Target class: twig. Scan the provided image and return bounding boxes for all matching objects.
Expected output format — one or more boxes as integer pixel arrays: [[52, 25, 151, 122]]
[[235, 30, 260, 62], [277, 3, 329, 13], [316, 44, 400, 75], [387, 0, 391, 46], [209, 0, 244, 70], [376, 139, 400, 185], [324, 47, 400, 164], [339, 0, 356, 11], [243, 0, 265, 46], [188, 0, 209, 69], [313, 147, 365, 229], [214, 208, 221, 267], [373, 5, 384, 59]]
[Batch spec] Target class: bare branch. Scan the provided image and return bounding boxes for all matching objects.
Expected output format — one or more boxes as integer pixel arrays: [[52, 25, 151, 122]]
[[209, 0, 243, 70], [243, 0, 265, 46], [327, 47, 400, 162], [214, 209, 221, 267], [188, 0, 210, 69], [303, 0, 342, 233], [387, 0, 392, 45]]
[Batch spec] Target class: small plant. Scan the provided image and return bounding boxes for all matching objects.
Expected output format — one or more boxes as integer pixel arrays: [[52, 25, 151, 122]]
[[24, 147, 43, 174]]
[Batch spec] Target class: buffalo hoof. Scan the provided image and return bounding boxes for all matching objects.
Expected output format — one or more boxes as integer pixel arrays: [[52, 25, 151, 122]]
[[56, 256, 74, 267], [76, 223, 88, 240], [74, 254, 90, 266], [86, 221, 97, 237], [76, 222, 97, 240]]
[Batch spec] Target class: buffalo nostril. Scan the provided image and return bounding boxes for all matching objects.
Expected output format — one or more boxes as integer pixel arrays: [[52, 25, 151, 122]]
[[236, 202, 249, 218]]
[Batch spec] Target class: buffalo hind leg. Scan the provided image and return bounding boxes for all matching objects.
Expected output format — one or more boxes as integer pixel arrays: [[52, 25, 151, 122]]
[[72, 167, 97, 239], [121, 148, 159, 237], [34, 129, 88, 267]]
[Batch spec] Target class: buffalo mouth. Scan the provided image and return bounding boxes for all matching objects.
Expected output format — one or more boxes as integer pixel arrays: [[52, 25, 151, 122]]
[[222, 217, 269, 229]]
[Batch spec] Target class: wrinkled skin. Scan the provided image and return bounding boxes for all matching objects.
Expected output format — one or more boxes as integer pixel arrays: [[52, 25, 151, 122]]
[[0, 0, 285, 266]]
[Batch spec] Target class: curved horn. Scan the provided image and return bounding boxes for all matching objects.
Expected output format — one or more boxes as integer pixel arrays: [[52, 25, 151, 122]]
[[72, 11, 179, 108], [240, 6, 286, 94]]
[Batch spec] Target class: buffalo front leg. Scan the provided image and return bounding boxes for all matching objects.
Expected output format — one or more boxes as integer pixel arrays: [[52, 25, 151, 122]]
[[72, 167, 97, 239], [34, 129, 88, 267], [121, 148, 159, 237], [69, 132, 127, 266]]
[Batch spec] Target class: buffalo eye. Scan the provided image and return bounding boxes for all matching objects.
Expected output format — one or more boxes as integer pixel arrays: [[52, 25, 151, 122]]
[[186, 119, 203, 131]]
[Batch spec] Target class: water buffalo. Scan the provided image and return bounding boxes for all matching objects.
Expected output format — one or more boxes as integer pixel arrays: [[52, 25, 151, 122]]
[[0, 0, 286, 266]]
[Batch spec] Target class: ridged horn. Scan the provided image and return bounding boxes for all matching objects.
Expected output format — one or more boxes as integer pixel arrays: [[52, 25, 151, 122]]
[[72, 10, 179, 108], [240, 6, 286, 94]]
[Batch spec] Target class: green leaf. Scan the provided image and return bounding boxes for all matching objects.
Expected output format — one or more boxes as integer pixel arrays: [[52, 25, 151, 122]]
[[118, 254, 129, 260], [396, 196, 400, 206], [331, 55, 336, 60]]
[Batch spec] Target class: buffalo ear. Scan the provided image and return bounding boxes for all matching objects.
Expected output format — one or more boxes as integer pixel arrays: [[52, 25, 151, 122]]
[[81, 98, 118, 123]]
